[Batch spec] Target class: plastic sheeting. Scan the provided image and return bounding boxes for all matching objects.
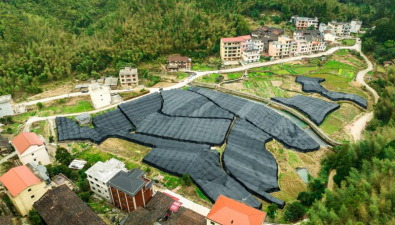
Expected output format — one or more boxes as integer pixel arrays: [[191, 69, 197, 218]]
[[295, 76, 368, 109], [143, 146, 262, 209], [223, 119, 285, 208], [189, 87, 319, 152], [118, 93, 162, 128], [161, 89, 233, 119], [272, 95, 340, 126], [137, 113, 231, 145]]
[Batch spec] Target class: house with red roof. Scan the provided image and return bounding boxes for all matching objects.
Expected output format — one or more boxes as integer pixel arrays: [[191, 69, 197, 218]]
[[206, 195, 266, 225], [0, 165, 51, 216], [12, 132, 51, 165]]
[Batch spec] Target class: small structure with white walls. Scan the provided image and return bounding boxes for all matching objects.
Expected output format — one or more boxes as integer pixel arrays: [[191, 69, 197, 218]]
[[89, 83, 112, 109]]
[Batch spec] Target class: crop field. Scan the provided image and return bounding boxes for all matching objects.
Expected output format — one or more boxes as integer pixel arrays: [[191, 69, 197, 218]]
[[238, 76, 290, 98], [226, 72, 243, 80]]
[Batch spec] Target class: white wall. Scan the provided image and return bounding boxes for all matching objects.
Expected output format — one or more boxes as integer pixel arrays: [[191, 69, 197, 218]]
[[0, 102, 14, 118], [87, 176, 112, 202], [19, 145, 51, 166]]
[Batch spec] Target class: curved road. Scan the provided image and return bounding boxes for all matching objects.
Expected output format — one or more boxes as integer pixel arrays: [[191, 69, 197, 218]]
[[24, 41, 377, 142]]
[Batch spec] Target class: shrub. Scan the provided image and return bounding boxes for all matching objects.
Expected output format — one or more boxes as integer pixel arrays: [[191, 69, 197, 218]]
[[284, 201, 306, 222], [36, 102, 44, 110]]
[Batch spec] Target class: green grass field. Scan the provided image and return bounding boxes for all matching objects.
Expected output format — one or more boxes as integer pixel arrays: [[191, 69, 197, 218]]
[[44, 100, 93, 114], [176, 72, 189, 80], [341, 39, 356, 46], [199, 73, 220, 83], [227, 72, 243, 80], [191, 63, 216, 71]]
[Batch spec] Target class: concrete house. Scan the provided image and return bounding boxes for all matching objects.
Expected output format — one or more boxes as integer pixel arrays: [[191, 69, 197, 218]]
[[328, 21, 351, 37], [108, 168, 154, 213], [206, 195, 267, 225], [0, 95, 14, 118], [85, 158, 127, 202], [88, 83, 112, 109], [119, 67, 138, 87], [12, 132, 51, 166], [291, 16, 319, 29], [0, 165, 51, 216], [350, 19, 363, 33], [221, 35, 262, 64], [167, 55, 192, 71], [34, 185, 105, 225]]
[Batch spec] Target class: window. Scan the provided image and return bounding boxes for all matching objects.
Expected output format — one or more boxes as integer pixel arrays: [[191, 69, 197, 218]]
[[28, 188, 32, 192], [211, 222, 215, 225], [95, 178, 98, 181], [31, 153, 34, 156], [89, 175, 92, 178], [90, 181, 94, 184], [98, 190, 102, 193], [31, 195, 35, 199], [34, 159, 37, 161], [92, 187, 96, 190]]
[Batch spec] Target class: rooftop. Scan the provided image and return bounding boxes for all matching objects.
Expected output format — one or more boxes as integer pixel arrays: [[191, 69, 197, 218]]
[[89, 83, 111, 93], [105, 77, 118, 86], [109, 168, 152, 197], [207, 195, 266, 225], [0, 165, 41, 197], [125, 192, 205, 225], [12, 132, 44, 155], [0, 94, 12, 104], [68, 159, 87, 170], [167, 55, 191, 62], [85, 158, 127, 183], [34, 185, 106, 225], [222, 35, 251, 43], [119, 67, 138, 76]]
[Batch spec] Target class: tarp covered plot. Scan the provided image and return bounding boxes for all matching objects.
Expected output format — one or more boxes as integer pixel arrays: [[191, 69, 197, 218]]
[[161, 89, 234, 119], [143, 146, 262, 209], [118, 93, 162, 128], [92, 108, 134, 135], [56, 117, 107, 143], [223, 119, 285, 208], [272, 95, 340, 126], [137, 113, 231, 145], [189, 87, 319, 152], [295, 76, 368, 109]]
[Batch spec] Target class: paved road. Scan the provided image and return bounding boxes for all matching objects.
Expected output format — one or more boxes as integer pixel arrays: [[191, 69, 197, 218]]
[[161, 189, 210, 216], [16, 89, 132, 106]]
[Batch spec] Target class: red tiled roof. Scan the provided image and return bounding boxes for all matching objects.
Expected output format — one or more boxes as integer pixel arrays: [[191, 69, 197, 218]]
[[207, 195, 266, 225], [222, 35, 251, 43], [12, 132, 43, 154], [0, 165, 41, 197]]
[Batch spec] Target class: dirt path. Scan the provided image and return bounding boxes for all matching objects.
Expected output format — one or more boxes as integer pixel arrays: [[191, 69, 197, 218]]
[[327, 170, 337, 191], [345, 112, 373, 141]]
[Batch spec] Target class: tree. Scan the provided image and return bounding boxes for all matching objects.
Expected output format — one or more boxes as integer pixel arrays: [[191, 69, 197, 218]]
[[28, 209, 44, 225], [284, 201, 306, 222], [55, 147, 74, 165], [267, 203, 278, 220], [181, 174, 193, 186], [36, 102, 44, 110]]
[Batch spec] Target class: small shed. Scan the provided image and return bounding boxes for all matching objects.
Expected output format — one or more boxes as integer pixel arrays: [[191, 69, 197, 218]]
[[105, 77, 118, 87], [0, 135, 10, 154], [75, 113, 91, 126], [68, 159, 87, 170], [0, 95, 14, 118]]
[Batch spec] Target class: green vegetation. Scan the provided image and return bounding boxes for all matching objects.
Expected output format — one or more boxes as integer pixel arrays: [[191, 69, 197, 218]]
[[176, 72, 189, 80], [340, 39, 356, 46], [196, 187, 209, 201], [191, 64, 216, 71], [119, 89, 149, 100], [227, 72, 243, 80], [39, 100, 94, 115]]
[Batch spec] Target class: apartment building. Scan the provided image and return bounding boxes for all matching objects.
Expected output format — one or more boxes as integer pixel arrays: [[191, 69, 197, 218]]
[[12, 132, 51, 166], [119, 67, 138, 87], [291, 16, 319, 29], [268, 36, 295, 59], [167, 55, 192, 71], [328, 21, 351, 37], [0, 165, 51, 216], [109, 168, 154, 213], [85, 158, 127, 203], [220, 35, 263, 64]]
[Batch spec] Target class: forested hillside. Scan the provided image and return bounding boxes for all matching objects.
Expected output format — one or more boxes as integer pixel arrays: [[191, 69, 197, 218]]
[[0, 0, 386, 96]]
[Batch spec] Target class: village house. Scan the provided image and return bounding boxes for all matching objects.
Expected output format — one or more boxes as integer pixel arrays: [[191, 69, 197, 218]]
[[220, 35, 261, 64], [85, 158, 127, 202], [291, 16, 319, 29], [0, 95, 14, 118], [12, 132, 51, 166], [268, 35, 295, 59], [125, 191, 205, 225], [206, 195, 267, 225], [327, 21, 351, 37], [251, 26, 284, 54], [167, 55, 192, 71], [108, 168, 154, 213], [350, 19, 363, 33], [119, 67, 139, 87], [88, 83, 112, 109], [34, 185, 106, 225], [383, 61, 394, 67], [0, 165, 51, 216]]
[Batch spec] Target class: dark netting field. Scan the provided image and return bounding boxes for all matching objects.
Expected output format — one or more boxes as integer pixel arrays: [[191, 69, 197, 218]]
[[189, 87, 319, 152], [56, 88, 322, 208], [272, 95, 340, 126], [161, 89, 233, 119], [295, 76, 368, 109]]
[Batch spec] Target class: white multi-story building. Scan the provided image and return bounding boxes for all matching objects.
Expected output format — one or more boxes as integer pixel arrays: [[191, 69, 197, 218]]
[[328, 21, 351, 37], [119, 67, 138, 87], [88, 84, 112, 109], [220, 35, 261, 64], [12, 132, 51, 166], [350, 19, 362, 33], [85, 158, 127, 202]]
